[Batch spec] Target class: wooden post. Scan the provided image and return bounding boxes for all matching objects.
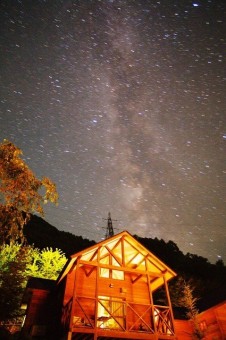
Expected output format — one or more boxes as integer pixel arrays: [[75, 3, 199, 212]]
[[164, 274, 176, 336], [147, 270, 156, 333], [67, 257, 80, 340], [94, 247, 100, 340], [67, 331, 72, 340]]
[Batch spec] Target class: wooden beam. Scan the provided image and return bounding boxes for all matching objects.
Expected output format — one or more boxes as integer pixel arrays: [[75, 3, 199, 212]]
[[94, 247, 99, 340], [105, 245, 122, 266], [74, 297, 94, 328], [132, 254, 147, 269], [121, 236, 125, 266], [67, 257, 80, 339], [124, 237, 148, 258], [163, 274, 176, 335], [131, 274, 143, 284], [97, 299, 126, 331], [112, 237, 123, 252], [78, 260, 163, 277], [127, 303, 153, 332], [81, 264, 96, 277], [126, 251, 139, 267], [89, 248, 98, 262]]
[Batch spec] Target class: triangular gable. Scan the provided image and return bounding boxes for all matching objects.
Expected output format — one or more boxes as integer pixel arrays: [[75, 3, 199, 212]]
[[57, 231, 176, 290]]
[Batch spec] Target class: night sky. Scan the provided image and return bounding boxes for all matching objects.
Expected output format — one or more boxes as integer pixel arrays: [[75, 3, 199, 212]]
[[1, 0, 225, 263]]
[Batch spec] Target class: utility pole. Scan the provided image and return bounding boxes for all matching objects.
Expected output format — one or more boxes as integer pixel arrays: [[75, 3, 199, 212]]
[[103, 212, 117, 239]]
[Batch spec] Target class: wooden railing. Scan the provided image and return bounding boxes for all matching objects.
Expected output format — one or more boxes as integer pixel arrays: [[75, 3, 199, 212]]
[[61, 297, 73, 330], [61, 296, 175, 336], [153, 305, 174, 335]]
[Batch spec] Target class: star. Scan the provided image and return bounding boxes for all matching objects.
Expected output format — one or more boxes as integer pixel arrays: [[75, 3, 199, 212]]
[[0, 0, 225, 263]]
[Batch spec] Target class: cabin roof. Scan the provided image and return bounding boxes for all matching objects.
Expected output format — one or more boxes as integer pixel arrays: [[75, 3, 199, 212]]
[[57, 230, 176, 290], [25, 277, 56, 290], [198, 300, 226, 315]]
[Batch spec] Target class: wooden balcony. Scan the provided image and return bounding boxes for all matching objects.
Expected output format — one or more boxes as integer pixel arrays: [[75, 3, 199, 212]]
[[62, 296, 176, 339]]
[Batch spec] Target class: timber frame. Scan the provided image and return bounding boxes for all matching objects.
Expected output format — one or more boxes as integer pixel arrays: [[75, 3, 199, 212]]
[[57, 231, 177, 340]]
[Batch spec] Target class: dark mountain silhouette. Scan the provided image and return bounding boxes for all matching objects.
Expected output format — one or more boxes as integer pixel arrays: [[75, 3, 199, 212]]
[[24, 215, 95, 256], [24, 215, 226, 312], [134, 235, 226, 312]]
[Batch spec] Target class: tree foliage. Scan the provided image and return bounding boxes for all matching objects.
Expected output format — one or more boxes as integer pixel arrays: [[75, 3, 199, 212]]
[[0, 140, 58, 243], [172, 278, 199, 318], [0, 243, 67, 321], [0, 243, 30, 320], [178, 279, 205, 339], [26, 247, 67, 280]]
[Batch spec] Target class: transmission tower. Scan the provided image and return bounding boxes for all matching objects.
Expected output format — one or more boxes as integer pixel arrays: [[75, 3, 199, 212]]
[[103, 212, 117, 239]]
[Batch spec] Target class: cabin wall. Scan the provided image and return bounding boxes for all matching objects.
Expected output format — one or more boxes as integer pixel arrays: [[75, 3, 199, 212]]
[[69, 266, 153, 331], [174, 320, 193, 339], [197, 302, 226, 339], [215, 303, 226, 336], [56, 277, 66, 305], [63, 269, 76, 304], [97, 277, 129, 298], [130, 278, 150, 304], [74, 267, 151, 304], [22, 290, 51, 338], [72, 266, 97, 322], [175, 302, 226, 339], [75, 266, 97, 298]]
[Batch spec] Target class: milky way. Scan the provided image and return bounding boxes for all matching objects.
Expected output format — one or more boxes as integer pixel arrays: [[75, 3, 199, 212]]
[[0, 0, 225, 263]]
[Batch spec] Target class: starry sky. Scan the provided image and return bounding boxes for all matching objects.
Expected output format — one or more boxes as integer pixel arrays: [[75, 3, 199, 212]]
[[1, 0, 225, 263]]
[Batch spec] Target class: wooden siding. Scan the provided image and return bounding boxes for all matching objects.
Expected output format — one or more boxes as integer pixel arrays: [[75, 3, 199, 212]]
[[215, 304, 226, 336], [197, 301, 226, 339], [174, 320, 193, 339], [64, 269, 76, 304], [21, 289, 51, 338], [175, 301, 226, 339], [76, 266, 97, 298]]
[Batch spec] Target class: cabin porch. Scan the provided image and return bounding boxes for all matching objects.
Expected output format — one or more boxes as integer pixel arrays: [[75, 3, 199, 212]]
[[62, 296, 176, 340]]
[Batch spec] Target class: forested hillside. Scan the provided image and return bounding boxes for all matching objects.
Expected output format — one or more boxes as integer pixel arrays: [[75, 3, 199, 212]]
[[24, 215, 226, 313], [134, 235, 226, 312], [24, 215, 95, 256]]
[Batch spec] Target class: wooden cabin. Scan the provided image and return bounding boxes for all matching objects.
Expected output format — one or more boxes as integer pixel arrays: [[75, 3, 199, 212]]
[[21, 277, 56, 338], [195, 300, 226, 339], [174, 300, 226, 339], [22, 231, 177, 339]]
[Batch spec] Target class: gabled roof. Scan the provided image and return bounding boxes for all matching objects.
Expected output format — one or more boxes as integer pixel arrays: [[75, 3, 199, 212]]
[[57, 230, 176, 291]]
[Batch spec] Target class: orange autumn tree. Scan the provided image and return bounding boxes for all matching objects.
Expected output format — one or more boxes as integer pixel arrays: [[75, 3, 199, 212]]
[[0, 140, 58, 244]]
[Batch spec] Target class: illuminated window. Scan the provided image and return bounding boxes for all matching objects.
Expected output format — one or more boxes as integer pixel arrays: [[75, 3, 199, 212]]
[[99, 267, 124, 280], [97, 296, 125, 329], [100, 267, 110, 278], [99, 254, 124, 280], [112, 269, 124, 280], [199, 320, 207, 331]]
